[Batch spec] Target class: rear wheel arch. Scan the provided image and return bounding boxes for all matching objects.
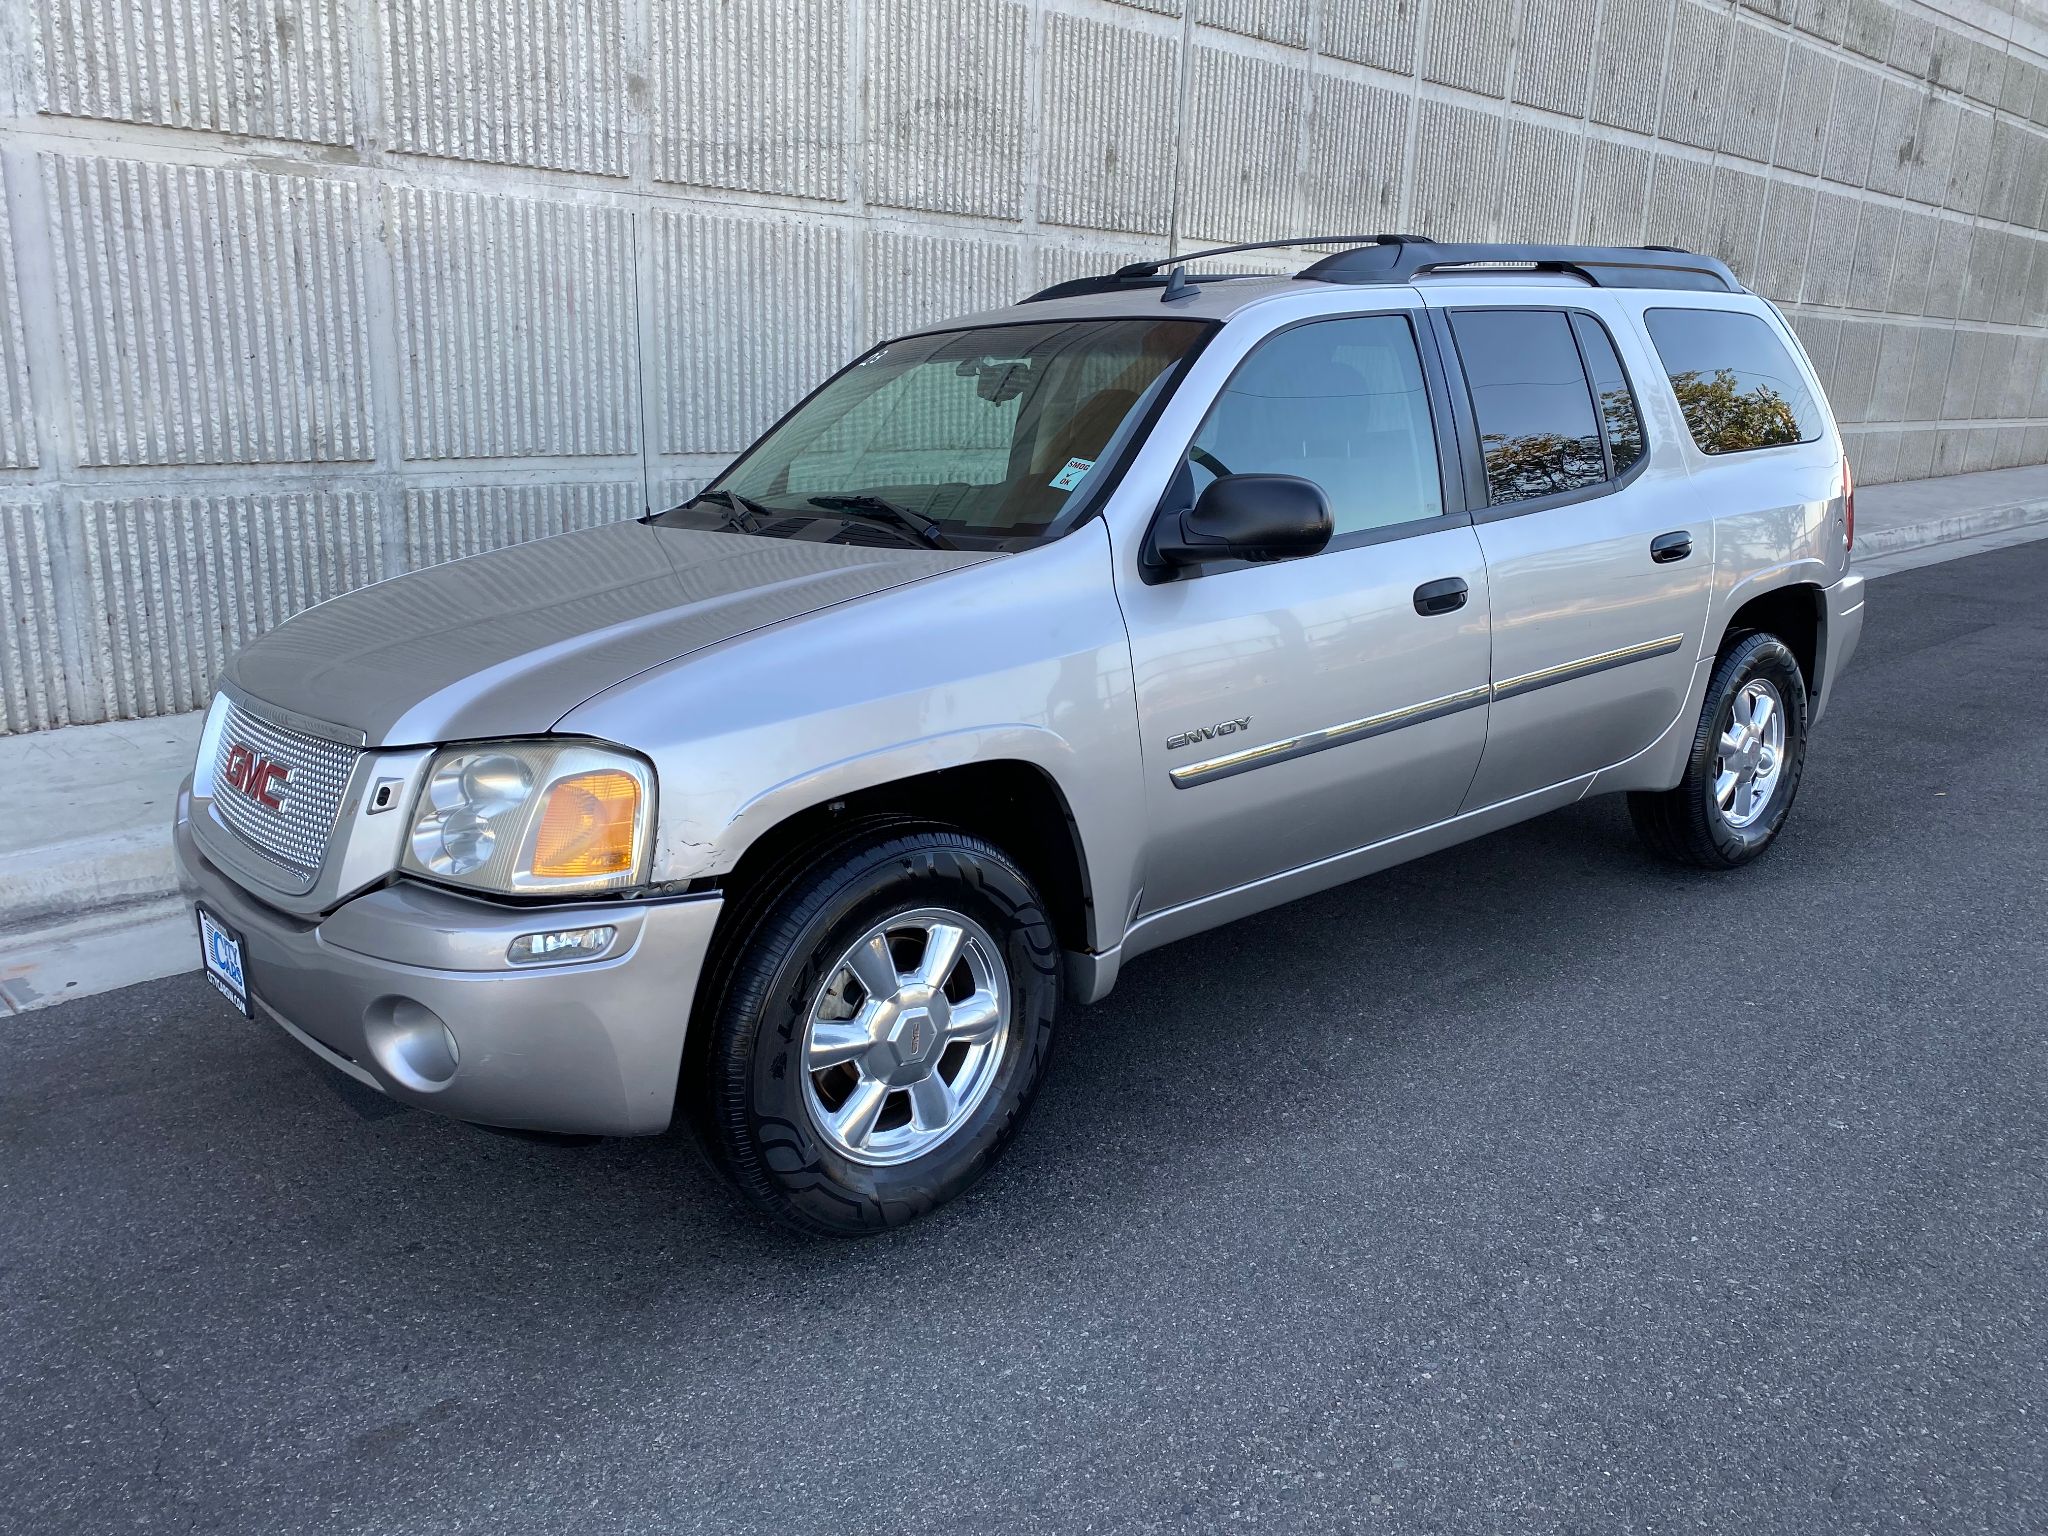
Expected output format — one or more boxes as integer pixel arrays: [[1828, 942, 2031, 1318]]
[[1717, 582, 1823, 695]]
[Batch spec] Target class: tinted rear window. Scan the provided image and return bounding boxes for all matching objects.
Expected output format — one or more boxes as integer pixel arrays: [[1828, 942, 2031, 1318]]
[[1449, 309, 1605, 505], [1643, 308, 1823, 455]]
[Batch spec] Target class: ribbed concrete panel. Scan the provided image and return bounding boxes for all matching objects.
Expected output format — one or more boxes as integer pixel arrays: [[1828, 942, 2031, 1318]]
[[0, 193, 33, 469], [1753, 180, 1816, 302], [1593, 0, 1673, 135], [404, 481, 641, 569], [45, 155, 373, 468], [0, 497, 66, 734], [1707, 164, 1768, 281], [1041, 13, 1179, 237], [1320, 0, 1418, 72], [863, 228, 1020, 346], [1949, 105, 1993, 217], [36, 0, 353, 144], [1862, 76, 1917, 197], [1424, 0, 1510, 98], [656, 0, 847, 198], [1888, 209, 1939, 315], [652, 209, 853, 456], [1849, 202, 1901, 310], [79, 490, 383, 721], [1801, 189, 1860, 307], [1661, 0, 1731, 151], [1197, 0, 1309, 46], [1830, 316, 1881, 423], [1499, 119, 1581, 243], [1412, 101, 1500, 243], [1516, 0, 1595, 117], [1774, 42, 1833, 177], [1577, 140, 1652, 245], [1869, 321, 1918, 422], [1720, 22, 1788, 164], [1908, 96, 1960, 209], [1184, 46, 1303, 244], [383, 0, 624, 174], [1826, 60, 1884, 190], [866, 0, 1026, 218], [1646, 154, 1712, 249], [390, 186, 636, 460], [1304, 73, 1407, 232]]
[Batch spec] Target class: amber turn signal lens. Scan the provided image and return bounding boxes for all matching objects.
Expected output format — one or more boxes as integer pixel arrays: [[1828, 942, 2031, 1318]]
[[531, 770, 640, 878]]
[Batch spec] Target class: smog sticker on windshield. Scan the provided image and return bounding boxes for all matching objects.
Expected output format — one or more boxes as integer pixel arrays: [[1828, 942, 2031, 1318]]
[[1048, 456, 1095, 491]]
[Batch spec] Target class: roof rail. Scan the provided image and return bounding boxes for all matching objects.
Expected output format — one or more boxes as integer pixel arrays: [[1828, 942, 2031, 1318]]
[[1020, 234, 1742, 304], [1020, 233, 1425, 303], [1299, 237, 1742, 292]]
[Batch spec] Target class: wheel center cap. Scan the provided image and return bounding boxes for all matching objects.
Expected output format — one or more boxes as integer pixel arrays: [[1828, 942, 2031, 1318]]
[[869, 986, 949, 1085]]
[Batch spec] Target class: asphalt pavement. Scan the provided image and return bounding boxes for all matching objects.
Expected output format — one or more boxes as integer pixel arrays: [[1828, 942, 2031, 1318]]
[[4, 542, 2044, 1534]]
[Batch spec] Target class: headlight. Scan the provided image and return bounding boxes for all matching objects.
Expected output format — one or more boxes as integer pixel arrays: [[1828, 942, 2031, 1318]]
[[401, 741, 654, 896]]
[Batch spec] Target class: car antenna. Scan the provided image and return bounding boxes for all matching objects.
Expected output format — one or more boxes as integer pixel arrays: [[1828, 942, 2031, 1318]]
[[1160, 264, 1196, 303]]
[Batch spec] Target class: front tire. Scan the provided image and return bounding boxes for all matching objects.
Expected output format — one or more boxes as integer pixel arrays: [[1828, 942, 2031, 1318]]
[[692, 829, 1060, 1236], [1629, 631, 1809, 869]]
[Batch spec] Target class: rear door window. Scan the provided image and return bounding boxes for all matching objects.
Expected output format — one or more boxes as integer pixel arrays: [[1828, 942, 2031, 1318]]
[[1448, 309, 1605, 505], [1643, 307, 1822, 454]]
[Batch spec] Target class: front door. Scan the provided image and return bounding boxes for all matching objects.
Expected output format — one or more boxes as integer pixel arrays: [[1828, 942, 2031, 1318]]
[[1116, 311, 1494, 917]]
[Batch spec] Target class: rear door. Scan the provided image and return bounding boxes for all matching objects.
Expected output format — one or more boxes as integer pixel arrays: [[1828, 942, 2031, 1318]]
[[1428, 298, 1714, 809], [1115, 309, 1494, 916]]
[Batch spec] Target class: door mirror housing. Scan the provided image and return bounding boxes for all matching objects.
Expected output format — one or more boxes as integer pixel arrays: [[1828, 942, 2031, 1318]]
[[1150, 474, 1333, 569]]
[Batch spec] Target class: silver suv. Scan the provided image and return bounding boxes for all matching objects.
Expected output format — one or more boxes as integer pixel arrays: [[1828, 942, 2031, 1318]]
[[176, 236, 1865, 1234]]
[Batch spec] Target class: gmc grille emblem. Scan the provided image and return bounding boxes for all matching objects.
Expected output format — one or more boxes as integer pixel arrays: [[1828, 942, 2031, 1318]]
[[222, 743, 290, 810]]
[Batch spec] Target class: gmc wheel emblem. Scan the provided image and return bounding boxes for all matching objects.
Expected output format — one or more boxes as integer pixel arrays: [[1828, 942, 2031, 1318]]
[[222, 743, 290, 810]]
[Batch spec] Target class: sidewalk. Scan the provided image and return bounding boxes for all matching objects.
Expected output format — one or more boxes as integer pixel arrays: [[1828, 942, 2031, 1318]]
[[4, 461, 2047, 1011]]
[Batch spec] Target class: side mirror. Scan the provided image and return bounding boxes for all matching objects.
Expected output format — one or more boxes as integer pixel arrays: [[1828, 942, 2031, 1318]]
[[1151, 474, 1333, 568]]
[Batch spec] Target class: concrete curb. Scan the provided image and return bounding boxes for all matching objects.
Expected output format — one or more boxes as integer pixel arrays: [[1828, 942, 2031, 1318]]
[[1855, 496, 2048, 558], [0, 827, 179, 932]]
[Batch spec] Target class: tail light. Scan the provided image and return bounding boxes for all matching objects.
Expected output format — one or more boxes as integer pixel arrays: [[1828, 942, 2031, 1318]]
[[1843, 458, 1855, 552]]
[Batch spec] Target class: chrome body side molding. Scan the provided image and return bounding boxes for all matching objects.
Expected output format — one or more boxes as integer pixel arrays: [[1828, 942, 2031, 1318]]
[[1168, 633, 1689, 789]]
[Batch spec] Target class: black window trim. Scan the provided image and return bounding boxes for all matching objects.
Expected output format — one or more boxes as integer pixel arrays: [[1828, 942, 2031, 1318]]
[[1141, 306, 1474, 584], [1642, 304, 1825, 459], [1433, 304, 1653, 527]]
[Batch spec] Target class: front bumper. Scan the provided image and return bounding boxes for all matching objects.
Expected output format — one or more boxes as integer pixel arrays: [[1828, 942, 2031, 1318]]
[[174, 796, 721, 1136], [1813, 571, 1867, 726]]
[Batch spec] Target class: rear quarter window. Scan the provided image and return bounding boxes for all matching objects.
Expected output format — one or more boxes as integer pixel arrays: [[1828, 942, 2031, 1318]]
[[1643, 308, 1824, 455]]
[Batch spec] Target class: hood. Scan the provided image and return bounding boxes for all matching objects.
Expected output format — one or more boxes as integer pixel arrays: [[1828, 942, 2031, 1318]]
[[224, 522, 998, 745]]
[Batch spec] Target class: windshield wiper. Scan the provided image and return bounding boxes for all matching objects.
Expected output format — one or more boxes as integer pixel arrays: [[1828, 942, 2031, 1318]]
[[807, 494, 958, 551], [687, 487, 779, 533]]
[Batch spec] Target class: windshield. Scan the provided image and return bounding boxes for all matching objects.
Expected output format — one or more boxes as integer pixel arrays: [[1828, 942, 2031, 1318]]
[[655, 318, 1210, 549]]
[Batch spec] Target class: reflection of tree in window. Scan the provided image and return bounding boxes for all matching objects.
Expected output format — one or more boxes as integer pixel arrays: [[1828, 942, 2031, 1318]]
[[1644, 308, 1820, 458], [1450, 308, 1607, 506], [1600, 385, 1644, 471], [1479, 428, 1606, 503], [1668, 368, 1802, 454]]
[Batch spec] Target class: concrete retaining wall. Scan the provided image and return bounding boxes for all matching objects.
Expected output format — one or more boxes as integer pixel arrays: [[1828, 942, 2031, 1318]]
[[1, 0, 2045, 733]]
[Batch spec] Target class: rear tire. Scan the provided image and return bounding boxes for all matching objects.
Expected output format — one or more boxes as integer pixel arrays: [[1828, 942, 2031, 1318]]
[[690, 828, 1059, 1236], [1629, 631, 1809, 869]]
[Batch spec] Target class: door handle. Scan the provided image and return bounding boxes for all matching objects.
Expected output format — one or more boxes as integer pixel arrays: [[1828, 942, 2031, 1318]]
[[1651, 531, 1693, 563], [1413, 577, 1469, 616]]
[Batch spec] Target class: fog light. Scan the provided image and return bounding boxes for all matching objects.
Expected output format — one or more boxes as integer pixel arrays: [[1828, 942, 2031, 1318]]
[[507, 924, 618, 965]]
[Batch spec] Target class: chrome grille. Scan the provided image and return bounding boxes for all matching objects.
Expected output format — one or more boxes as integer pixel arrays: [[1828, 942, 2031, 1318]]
[[210, 700, 361, 875]]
